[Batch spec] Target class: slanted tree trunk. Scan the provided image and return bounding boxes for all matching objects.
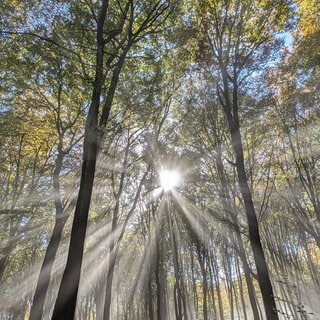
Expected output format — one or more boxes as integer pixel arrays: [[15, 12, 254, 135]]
[[236, 257, 248, 320], [51, 119, 99, 319], [214, 30, 279, 320], [51, 3, 111, 318], [215, 142, 261, 320], [233, 129, 278, 319], [52, 1, 172, 318], [197, 248, 209, 320], [211, 255, 225, 320], [155, 229, 167, 320], [195, 1, 290, 318], [167, 198, 189, 320], [30, 133, 69, 320], [103, 142, 128, 320]]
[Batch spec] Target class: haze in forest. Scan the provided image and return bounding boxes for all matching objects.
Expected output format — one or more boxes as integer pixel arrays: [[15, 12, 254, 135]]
[[0, 1, 319, 319]]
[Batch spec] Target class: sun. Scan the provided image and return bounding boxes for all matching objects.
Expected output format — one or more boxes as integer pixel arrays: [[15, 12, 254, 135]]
[[159, 169, 180, 191]]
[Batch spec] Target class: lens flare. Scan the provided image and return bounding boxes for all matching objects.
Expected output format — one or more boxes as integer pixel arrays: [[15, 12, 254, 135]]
[[159, 169, 180, 191]]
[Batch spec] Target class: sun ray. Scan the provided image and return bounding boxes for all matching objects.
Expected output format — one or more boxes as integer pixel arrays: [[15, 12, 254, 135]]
[[159, 169, 181, 191]]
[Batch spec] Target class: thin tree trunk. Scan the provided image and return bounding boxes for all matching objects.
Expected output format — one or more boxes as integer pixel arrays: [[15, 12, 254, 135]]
[[30, 145, 68, 320], [147, 270, 154, 320], [201, 258, 208, 320], [235, 151, 278, 319], [195, 243, 208, 320], [216, 148, 260, 320], [103, 159, 150, 320], [208, 255, 217, 319], [211, 256, 225, 320], [223, 254, 234, 320], [220, 75, 279, 319], [103, 163, 127, 320], [51, 130, 98, 319], [156, 235, 167, 320], [95, 280, 105, 320], [30, 215, 68, 320], [236, 258, 248, 320], [103, 243, 119, 320], [168, 204, 183, 320], [103, 134, 135, 319], [190, 246, 198, 314]]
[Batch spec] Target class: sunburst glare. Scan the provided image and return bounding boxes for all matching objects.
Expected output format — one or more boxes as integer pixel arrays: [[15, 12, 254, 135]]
[[159, 169, 181, 191]]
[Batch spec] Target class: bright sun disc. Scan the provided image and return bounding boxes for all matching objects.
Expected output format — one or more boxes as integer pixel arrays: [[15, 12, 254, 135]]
[[159, 169, 180, 191]]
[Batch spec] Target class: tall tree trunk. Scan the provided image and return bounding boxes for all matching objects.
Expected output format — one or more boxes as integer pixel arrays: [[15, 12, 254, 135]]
[[223, 253, 234, 320], [30, 145, 68, 320], [195, 243, 208, 320], [95, 280, 105, 320], [155, 234, 167, 320], [51, 2, 133, 317], [103, 157, 149, 320], [207, 256, 218, 319], [211, 257, 225, 320], [29, 215, 68, 320], [51, 126, 99, 319], [167, 200, 183, 320], [200, 257, 208, 320], [215, 147, 260, 320], [190, 246, 199, 314], [236, 258, 248, 320], [219, 68, 279, 319], [103, 141, 129, 320], [51, 3, 108, 316], [147, 269, 154, 320], [233, 132, 278, 319], [103, 242, 119, 320], [150, 195, 168, 320]]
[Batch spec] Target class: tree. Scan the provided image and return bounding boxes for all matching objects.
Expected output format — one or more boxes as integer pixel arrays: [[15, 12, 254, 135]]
[[192, 0, 291, 318], [1, 0, 320, 318], [52, 1, 174, 319], [28, 43, 85, 320], [293, 0, 320, 67]]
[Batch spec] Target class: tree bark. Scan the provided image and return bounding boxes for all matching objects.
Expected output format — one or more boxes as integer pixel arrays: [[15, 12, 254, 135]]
[[217, 57, 279, 319], [51, 2, 108, 317], [234, 142, 278, 318], [51, 127, 98, 319], [215, 146, 261, 320], [30, 140, 68, 320], [211, 256, 225, 320], [167, 199, 184, 320], [50, 1, 171, 317], [30, 215, 68, 320], [50, 1, 136, 317]]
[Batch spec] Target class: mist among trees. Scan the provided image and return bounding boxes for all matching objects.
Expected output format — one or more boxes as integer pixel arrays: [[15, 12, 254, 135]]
[[1, 0, 320, 319]]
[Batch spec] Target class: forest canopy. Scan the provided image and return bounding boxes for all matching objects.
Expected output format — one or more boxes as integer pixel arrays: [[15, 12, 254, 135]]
[[0, 1, 320, 319]]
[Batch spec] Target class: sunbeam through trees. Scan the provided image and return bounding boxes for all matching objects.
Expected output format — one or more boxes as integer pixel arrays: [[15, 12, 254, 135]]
[[0, 0, 320, 319]]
